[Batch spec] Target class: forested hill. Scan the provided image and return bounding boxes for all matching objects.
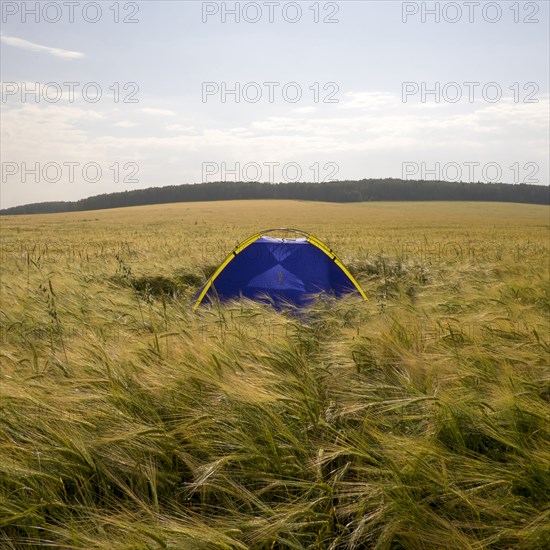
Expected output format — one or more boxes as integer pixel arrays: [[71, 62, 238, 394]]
[[1, 179, 549, 215]]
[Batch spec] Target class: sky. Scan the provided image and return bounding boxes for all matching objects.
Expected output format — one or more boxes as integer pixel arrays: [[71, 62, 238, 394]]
[[0, 0, 548, 209]]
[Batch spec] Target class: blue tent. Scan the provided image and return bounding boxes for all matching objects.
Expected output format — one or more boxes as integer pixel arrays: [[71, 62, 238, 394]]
[[193, 229, 367, 310]]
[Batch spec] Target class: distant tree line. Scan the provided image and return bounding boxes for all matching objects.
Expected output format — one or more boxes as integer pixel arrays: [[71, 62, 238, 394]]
[[1, 179, 548, 215]]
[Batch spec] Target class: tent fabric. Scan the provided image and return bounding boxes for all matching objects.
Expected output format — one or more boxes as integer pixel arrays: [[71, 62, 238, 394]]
[[193, 230, 367, 310]]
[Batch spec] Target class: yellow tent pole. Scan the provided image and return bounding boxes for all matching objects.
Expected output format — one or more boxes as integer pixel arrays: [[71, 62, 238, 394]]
[[192, 231, 263, 312], [305, 235, 368, 301]]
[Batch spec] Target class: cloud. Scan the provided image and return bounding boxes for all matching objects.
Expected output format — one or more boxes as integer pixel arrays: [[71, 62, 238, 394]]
[[139, 108, 176, 117], [0, 104, 105, 160], [1, 94, 547, 209], [0, 34, 85, 59], [337, 91, 401, 111], [115, 120, 138, 128], [165, 123, 196, 132], [293, 106, 317, 114]]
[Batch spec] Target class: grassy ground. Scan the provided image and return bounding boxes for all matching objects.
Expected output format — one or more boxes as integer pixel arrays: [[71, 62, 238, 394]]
[[0, 200, 549, 549]]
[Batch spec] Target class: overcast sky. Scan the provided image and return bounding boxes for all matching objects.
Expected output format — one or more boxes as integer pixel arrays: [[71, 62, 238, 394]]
[[1, 0, 548, 208]]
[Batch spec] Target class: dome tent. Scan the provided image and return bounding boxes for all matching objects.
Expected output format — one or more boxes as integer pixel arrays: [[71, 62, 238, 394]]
[[193, 229, 367, 311]]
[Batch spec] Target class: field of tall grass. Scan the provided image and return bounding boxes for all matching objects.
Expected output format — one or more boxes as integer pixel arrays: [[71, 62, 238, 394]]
[[1, 200, 549, 549]]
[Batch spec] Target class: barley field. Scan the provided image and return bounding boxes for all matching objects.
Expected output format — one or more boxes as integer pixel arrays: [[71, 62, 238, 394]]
[[0, 200, 549, 549]]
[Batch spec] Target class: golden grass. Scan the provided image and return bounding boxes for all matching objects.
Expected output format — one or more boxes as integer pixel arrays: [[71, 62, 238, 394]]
[[0, 200, 549, 549]]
